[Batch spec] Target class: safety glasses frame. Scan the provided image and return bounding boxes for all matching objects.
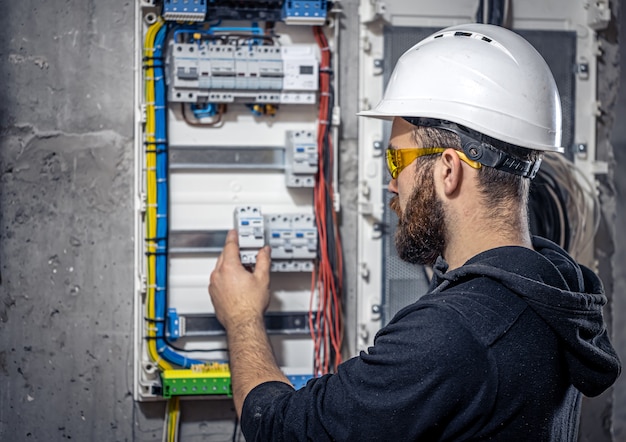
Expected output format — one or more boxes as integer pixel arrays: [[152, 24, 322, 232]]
[[386, 147, 481, 179]]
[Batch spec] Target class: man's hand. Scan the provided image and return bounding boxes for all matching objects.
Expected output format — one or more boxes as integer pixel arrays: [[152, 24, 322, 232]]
[[209, 229, 272, 330], [208, 229, 290, 418]]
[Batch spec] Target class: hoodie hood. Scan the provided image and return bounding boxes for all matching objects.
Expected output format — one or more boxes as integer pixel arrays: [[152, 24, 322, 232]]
[[430, 236, 621, 397]]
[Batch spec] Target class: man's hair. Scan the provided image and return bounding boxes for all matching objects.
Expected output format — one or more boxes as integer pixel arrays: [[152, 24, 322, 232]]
[[411, 125, 541, 219]]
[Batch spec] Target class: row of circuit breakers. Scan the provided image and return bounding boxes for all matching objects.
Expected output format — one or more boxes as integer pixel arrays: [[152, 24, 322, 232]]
[[170, 43, 319, 104], [236, 206, 317, 270], [165, 0, 325, 105]]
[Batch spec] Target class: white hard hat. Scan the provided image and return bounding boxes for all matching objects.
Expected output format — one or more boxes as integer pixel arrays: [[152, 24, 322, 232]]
[[358, 23, 564, 153]]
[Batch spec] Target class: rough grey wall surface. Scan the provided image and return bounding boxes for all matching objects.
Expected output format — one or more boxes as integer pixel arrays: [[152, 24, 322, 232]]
[[0, 1, 140, 441], [0, 0, 622, 441]]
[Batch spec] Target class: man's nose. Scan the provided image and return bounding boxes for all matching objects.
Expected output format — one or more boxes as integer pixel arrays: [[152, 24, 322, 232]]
[[388, 178, 398, 194]]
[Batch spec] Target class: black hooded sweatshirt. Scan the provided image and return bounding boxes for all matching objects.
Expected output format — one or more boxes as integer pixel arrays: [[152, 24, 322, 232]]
[[241, 237, 621, 441]]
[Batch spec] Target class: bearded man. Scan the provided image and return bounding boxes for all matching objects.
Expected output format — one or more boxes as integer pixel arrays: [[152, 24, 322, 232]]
[[208, 24, 620, 441]]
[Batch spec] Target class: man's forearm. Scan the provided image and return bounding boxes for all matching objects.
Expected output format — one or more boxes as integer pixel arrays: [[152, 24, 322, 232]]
[[226, 314, 291, 417]]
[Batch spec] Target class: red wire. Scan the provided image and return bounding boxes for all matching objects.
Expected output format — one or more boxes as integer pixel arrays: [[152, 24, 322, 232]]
[[309, 266, 321, 375], [311, 26, 343, 375]]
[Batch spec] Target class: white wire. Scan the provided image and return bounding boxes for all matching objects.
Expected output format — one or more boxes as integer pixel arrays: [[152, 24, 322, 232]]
[[542, 153, 600, 259]]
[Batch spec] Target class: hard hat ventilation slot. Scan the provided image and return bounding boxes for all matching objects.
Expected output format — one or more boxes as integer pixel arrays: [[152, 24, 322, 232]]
[[481, 37, 492, 43], [454, 31, 473, 37]]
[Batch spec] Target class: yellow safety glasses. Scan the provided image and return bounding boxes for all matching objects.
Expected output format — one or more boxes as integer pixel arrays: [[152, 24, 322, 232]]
[[386, 147, 482, 179]]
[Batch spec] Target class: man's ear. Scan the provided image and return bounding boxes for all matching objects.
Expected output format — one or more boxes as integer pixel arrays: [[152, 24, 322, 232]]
[[439, 148, 463, 197]]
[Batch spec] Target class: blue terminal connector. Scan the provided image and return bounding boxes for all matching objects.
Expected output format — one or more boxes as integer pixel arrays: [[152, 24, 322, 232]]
[[167, 308, 181, 341], [282, 0, 327, 25], [162, 0, 207, 22], [287, 374, 314, 390]]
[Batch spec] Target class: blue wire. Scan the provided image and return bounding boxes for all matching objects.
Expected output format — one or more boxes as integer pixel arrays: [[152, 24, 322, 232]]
[[206, 25, 263, 36], [153, 24, 204, 368], [173, 27, 204, 43], [173, 23, 263, 44]]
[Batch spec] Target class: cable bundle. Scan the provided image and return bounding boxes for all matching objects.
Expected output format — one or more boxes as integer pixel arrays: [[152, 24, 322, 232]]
[[540, 153, 599, 258], [310, 26, 344, 376], [529, 153, 599, 259], [144, 19, 173, 371], [144, 21, 204, 369], [163, 397, 180, 442]]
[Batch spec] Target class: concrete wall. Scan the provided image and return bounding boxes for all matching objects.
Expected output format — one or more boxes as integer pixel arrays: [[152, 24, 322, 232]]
[[0, 1, 139, 441], [0, 1, 622, 441]]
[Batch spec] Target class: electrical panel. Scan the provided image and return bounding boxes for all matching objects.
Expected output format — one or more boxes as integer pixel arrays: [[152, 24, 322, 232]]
[[134, 0, 341, 408]]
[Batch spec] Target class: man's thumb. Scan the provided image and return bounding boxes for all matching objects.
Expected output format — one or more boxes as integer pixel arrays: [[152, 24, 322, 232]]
[[254, 246, 271, 278]]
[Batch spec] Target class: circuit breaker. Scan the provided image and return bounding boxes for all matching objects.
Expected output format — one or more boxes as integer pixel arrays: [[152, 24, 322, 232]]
[[235, 206, 266, 265], [285, 130, 318, 187], [134, 0, 341, 405]]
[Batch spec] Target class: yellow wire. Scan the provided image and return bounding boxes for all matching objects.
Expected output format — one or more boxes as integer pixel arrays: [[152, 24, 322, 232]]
[[144, 19, 173, 371], [166, 397, 180, 442]]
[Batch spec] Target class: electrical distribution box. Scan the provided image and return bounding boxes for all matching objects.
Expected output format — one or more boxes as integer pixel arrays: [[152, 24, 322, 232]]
[[134, 0, 340, 402]]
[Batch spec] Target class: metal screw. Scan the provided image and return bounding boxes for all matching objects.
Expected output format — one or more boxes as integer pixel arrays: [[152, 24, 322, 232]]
[[577, 63, 590, 80]]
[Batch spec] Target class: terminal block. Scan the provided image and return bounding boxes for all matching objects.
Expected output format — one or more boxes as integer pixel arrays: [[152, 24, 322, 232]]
[[162, 0, 207, 22], [167, 308, 181, 341], [282, 0, 328, 25], [287, 374, 314, 390], [286, 131, 318, 188], [235, 206, 265, 266], [161, 365, 310, 398], [161, 364, 231, 398], [267, 213, 317, 271]]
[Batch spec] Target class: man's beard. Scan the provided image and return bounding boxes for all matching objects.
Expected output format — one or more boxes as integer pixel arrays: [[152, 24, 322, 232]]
[[389, 166, 446, 266]]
